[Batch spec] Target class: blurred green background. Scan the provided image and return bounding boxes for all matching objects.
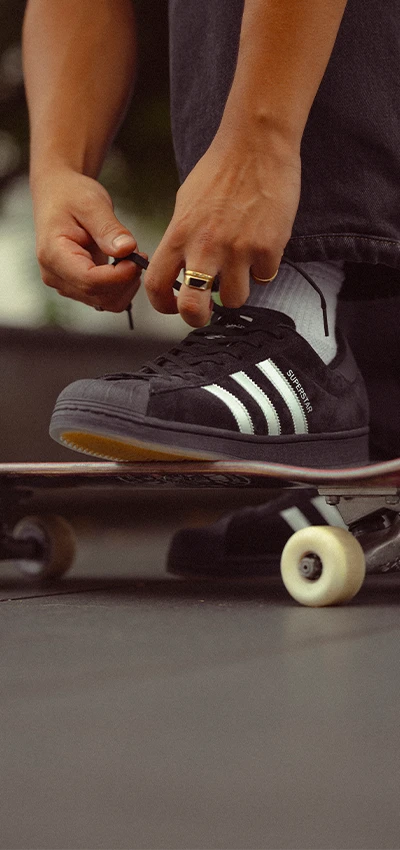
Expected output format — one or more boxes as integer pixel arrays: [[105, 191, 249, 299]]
[[0, 0, 182, 334], [0, 1, 188, 461]]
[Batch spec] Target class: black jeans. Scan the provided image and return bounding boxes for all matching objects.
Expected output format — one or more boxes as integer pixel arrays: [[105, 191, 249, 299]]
[[339, 265, 400, 458], [169, 0, 400, 270]]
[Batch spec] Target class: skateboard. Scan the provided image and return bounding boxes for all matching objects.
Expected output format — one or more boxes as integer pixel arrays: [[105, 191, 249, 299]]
[[1, 457, 400, 607]]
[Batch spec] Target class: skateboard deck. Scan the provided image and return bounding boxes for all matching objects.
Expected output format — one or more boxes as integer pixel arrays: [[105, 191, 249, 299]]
[[0, 456, 399, 490], [1, 458, 400, 608]]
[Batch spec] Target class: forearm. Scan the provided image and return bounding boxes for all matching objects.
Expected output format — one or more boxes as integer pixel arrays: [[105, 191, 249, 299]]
[[22, 0, 137, 184], [220, 0, 348, 148]]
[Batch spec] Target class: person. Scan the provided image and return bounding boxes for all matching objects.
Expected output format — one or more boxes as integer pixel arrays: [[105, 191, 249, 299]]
[[22, 1, 400, 573]]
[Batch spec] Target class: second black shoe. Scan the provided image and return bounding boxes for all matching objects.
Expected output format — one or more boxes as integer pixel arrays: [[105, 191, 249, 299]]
[[167, 489, 345, 578], [49, 305, 369, 467]]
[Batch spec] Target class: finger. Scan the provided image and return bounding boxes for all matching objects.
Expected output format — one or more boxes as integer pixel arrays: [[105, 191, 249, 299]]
[[75, 260, 142, 311], [96, 267, 142, 312], [250, 253, 282, 284], [43, 242, 142, 307], [56, 280, 139, 313], [56, 273, 141, 312], [176, 265, 217, 327], [145, 235, 182, 315], [218, 262, 251, 309]]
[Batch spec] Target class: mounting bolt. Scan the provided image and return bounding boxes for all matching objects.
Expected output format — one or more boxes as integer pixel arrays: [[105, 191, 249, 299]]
[[385, 495, 400, 505], [325, 495, 340, 506]]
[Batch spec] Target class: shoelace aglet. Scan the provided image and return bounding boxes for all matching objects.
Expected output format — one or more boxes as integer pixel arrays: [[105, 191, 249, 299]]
[[126, 303, 134, 330]]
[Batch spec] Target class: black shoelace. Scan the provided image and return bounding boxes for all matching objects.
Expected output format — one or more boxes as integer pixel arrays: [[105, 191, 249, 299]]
[[113, 253, 329, 337], [103, 308, 289, 383]]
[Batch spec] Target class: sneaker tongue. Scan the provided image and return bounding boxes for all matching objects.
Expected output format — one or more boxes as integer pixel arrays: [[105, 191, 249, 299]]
[[210, 305, 296, 331]]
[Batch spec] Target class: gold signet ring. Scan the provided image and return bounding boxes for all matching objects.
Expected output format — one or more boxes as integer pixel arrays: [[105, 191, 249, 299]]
[[184, 270, 215, 291]]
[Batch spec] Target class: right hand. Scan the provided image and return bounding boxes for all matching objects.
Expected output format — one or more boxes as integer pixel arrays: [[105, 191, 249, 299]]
[[31, 167, 144, 312]]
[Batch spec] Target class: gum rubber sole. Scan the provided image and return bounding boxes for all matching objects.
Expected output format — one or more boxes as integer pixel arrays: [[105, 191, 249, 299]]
[[55, 425, 369, 465], [51, 404, 369, 466], [59, 431, 212, 462]]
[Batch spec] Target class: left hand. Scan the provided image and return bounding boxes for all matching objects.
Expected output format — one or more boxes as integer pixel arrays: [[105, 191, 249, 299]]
[[145, 130, 302, 327]]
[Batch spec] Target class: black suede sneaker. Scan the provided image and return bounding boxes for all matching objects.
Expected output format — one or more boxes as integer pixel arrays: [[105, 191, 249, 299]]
[[167, 489, 343, 578], [49, 304, 369, 466]]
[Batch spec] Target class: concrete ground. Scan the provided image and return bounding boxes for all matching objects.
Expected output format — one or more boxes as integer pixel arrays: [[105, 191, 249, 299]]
[[1, 489, 400, 850]]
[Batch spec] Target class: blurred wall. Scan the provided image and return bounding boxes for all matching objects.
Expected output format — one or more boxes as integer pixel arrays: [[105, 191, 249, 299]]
[[0, 1, 183, 462], [0, 325, 172, 461]]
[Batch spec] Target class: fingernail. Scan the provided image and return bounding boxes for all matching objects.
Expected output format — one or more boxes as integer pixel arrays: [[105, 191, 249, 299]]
[[112, 234, 134, 250]]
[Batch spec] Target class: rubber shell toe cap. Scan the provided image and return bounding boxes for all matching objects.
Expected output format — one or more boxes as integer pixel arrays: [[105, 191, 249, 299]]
[[53, 377, 150, 416]]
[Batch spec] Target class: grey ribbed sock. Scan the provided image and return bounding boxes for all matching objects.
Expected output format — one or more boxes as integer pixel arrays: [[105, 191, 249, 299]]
[[247, 260, 345, 364]]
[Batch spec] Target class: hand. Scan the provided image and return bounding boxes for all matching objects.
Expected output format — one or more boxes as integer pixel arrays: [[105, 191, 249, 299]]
[[145, 132, 301, 327], [31, 167, 144, 312]]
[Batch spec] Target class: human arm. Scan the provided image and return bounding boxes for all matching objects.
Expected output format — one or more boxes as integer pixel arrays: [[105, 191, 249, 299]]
[[23, 0, 142, 312], [146, 0, 348, 327]]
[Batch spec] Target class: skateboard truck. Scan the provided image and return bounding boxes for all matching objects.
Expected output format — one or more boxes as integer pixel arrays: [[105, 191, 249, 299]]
[[318, 485, 400, 575]]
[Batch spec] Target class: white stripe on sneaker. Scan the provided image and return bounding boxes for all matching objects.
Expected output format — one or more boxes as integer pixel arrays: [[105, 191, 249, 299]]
[[231, 371, 281, 435], [203, 384, 254, 434], [256, 359, 308, 434]]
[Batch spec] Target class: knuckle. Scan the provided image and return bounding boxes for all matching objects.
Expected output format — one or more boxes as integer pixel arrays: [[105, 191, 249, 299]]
[[97, 220, 122, 241], [229, 235, 251, 257], [36, 241, 52, 269], [82, 279, 98, 298], [78, 189, 99, 216], [40, 268, 56, 288], [144, 272, 159, 297], [80, 187, 108, 210], [165, 220, 187, 253]]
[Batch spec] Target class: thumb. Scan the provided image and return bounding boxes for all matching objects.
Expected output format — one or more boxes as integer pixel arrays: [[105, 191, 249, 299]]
[[109, 230, 138, 258], [81, 199, 137, 258]]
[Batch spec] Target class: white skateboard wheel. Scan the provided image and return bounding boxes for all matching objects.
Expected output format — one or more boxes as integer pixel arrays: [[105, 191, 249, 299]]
[[12, 514, 76, 579], [280, 525, 366, 607]]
